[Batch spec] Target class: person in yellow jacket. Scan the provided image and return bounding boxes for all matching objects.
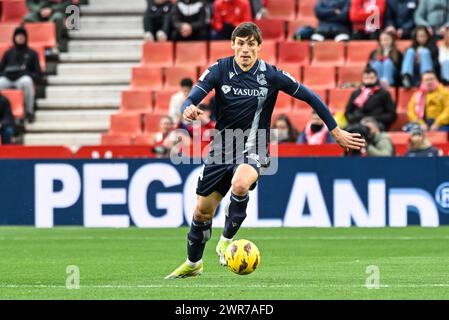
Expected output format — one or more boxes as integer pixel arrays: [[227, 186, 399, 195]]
[[407, 70, 449, 132]]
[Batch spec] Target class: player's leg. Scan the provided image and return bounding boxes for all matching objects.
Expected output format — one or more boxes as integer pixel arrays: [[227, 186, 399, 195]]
[[216, 164, 258, 264], [165, 192, 223, 279]]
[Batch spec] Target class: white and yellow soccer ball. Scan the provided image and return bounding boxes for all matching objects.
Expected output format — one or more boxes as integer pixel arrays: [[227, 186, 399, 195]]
[[224, 239, 260, 275]]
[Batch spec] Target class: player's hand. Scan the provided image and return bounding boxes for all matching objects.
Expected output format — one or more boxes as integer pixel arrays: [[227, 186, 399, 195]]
[[183, 105, 204, 122], [331, 127, 366, 151]]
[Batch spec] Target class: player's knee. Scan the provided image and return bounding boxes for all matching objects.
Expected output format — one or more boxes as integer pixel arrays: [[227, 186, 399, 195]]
[[194, 206, 214, 222], [231, 179, 250, 196]]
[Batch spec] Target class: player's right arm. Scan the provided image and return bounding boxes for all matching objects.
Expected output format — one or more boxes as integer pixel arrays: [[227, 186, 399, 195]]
[[181, 63, 219, 122]]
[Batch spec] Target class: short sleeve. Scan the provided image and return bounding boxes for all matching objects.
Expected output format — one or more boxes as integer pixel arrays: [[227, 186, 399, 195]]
[[274, 68, 301, 96]]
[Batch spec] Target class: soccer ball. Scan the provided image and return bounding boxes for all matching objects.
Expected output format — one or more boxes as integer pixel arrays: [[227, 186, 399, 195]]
[[224, 239, 260, 275]]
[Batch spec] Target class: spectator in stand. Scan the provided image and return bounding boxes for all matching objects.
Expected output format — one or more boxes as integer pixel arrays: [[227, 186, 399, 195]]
[[384, 0, 417, 40], [152, 115, 190, 158], [401, 26, 440, 88], [249, 0, 267, 20], [297, 110, 335, 144], [24, 0, 70, 52], [349, 0, 387, 40], [414, 0, 449, 39], [369, 31, 403, 87], [403, 122, 443, 157], [0, 93, 15, 145], [169, 78, 193, 125], [0, 27, 41, 123], [345, 67, 397, 131], [211, 0, 252, 40], [360, 116, 395, 156], [143, 0, 173, 42], [271, 114, 298, 143], [171, 0, 208, 41], [407, 71, 449, 132], [439, 27, 449, 85], [311, 0, 351, 42]]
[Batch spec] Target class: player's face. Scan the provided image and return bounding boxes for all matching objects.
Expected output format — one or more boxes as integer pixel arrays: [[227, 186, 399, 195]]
[[232, 36, 261, 69]]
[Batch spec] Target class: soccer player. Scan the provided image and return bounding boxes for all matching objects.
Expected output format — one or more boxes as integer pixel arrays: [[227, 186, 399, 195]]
[[165, 22, 365, 279]]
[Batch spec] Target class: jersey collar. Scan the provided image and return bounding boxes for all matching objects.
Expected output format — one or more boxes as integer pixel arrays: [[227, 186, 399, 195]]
[[233, 58, 261, 75]]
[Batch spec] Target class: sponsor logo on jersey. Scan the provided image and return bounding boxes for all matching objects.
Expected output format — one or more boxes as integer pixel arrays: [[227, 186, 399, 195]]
[[221, 85, 232, 94]]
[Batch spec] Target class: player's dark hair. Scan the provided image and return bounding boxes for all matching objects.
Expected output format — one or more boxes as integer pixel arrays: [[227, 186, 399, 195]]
[[231, 22, 263, 44], [180, 78, 193, 88]]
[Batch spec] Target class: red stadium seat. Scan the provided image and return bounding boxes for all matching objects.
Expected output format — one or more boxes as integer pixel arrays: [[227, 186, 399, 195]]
[[258, 40, 277, 65], [390, 112, 409, 131], [265, 0, 297, 21], [0, 23, 18, 44], [337, 65, 364, 87], [0, 43, 9, 60], [175, 41, 207, 67], [311, 41, 345, 67], [1, 0, 29, 23], [274, 91, 293, 112], [255, 19, 285, 41], [388, 132, 409, 144], [328, 88, 353, 112], [25, 22, 56, 48], [396, 40, 412, 52], [101, 133, 133, 145], [134, 133, 158, 145], [165, 66, 198, 90], [142, 42, 174, 67], [302, 66, 336, 90], [287, 18, 319, 40], [278, 41, 310, 66], [285, 109, 311, 132], [294, 88, 327, 110], [346, 41, 377, 66], [109, 113, 142, 136], [297, 0, 317, 18], [397, 88, 416, 112], [120, 90, 153, 114], [153, 89, 178, 114], [209, 41, 234, 64], [1, 89, 24, 118], [427, 131, 448, 144], [29, 45, 46, 71], [144, 113, 164, 133], [130, 66, 163, 90]]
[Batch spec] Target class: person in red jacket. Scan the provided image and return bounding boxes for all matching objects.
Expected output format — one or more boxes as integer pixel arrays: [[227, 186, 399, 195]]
[[350, 0, 387, 40], [211, 0, 253, 40]]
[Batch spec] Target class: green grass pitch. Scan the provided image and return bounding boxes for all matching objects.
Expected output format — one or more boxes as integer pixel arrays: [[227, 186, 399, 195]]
[[1, 227, 449, 299]]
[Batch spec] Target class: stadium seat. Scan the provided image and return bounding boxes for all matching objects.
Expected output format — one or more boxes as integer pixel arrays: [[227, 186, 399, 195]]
[[153, 89, 178, 114], [0, 43, 9, 60], [311, 41, 345, 67], [29, 45, 46, 71], [390, 112, 409, 131], [397, 88, 416, 112], [265, 0, 297, 21], [142, 42, 174, 67], [388, 132, 410, 144], [278, 41, 310, 66], [1, 0, 29, 23], [255, 19, 286, 41], [165, 66, 198, 90], [25, 22, 56, 48], [209, 41, 234, 64], [120, 90, 153, 114], [258, 40, 277, 65], [337, 66, 364, 87], [396, 40, 412, 53], [134, 133, 158, 145], [274, 91, 293, 112], [1, 89, 24, 118], [144, 113, 164, 132], [328, 88, 353, 113], [294, 88, 327, 110], [346, 41, 377, 66], [302, 66, 336, 90], [287, 18, 319, 40], [279, 109, 311, 132], [427, 131, 449, 144], [0, 22, 18, 44], [175, 41, 207, 67], [297, 0, 317, 18], [109, 113, 142, 136], [101, 133, 133, 145], [130, 66, 164, 91]]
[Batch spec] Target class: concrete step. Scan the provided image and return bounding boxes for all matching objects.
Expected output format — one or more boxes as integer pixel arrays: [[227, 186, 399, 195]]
[[56, 63, 136, 76], [24, 133, 101, 147], [47, 75, 131, 85], [79, 16, 143, 30], [37, 98, 120, 109], [80, 3, 146, 16], [34, 110, 114, 122], [68, 40, 143, 53], [45, 85, 127, 99], [25, 121, 109, 133], [59, 51, 141, 62], [69, 29, 144, 40]]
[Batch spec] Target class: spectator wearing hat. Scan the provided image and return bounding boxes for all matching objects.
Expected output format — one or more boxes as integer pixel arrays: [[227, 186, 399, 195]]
[[403, 122, 443, 157]]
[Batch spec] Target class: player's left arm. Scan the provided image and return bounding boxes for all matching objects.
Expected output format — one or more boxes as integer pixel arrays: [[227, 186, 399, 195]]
[[276, 69, 365, 150]]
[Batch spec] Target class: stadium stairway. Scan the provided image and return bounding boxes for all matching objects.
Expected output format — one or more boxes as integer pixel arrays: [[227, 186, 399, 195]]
[[23, 0, 146, 148]]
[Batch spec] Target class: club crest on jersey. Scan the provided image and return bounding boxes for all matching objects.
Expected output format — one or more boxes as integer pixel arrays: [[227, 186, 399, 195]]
[[257, 73, 267, 86], [221, 85, 232, 94]]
